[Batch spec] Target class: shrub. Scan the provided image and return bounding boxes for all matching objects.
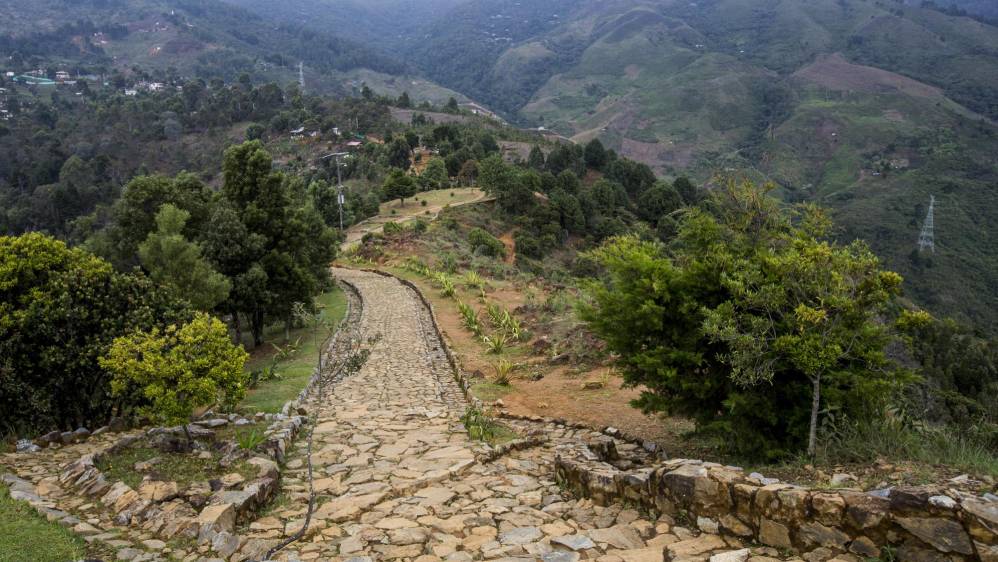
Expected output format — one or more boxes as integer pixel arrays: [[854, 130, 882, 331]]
[[0, 233, 190, 434], [458, 301, 483, 336], [468, 227, 505, 258], [101, 313, 249, 443], [581, 181, 909, 460], [513, 231, 543, 259], [463, 271, 488, 290], [493, 359, 514, 386], [383, 221, 403, 235], [482, 332, 508, 354]]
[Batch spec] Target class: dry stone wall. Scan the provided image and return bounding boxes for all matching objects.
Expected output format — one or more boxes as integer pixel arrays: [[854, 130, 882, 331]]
[[554, 437, 998, 562]]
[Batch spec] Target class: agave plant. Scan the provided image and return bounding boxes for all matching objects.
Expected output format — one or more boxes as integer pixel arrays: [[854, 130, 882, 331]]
[[486, 302, 505, 329], [504, 314, 524, 342], [481, 332, 507, 354], [439, 276, 456, 298], [493, 358, 514, 386], [457, 301, 482, 335], [463, 270, 488, 291]]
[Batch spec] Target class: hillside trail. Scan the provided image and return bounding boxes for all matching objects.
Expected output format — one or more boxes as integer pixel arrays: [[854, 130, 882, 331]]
[[340, 191, 492, 252], [0, 268, 750, 562], [237, 268, 746, 561]]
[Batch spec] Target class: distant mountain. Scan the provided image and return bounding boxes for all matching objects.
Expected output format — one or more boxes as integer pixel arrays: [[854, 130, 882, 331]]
[[0, 0, 420, 95], [221, 0, 466, 55], [232, 0, 998, 331]]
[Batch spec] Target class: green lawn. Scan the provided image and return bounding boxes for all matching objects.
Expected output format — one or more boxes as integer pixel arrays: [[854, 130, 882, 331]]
[[0, 485, 112, 562], [240, 288, 348, 413]]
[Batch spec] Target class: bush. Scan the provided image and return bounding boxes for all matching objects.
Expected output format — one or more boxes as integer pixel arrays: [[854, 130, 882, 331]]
[[0, 233, 189, 434], [468, 227, 505, 258], [581, 182, 909, 460], [101, 313, 249, 437], [513, 231, 543, 259], [383, 221, 403, 235]]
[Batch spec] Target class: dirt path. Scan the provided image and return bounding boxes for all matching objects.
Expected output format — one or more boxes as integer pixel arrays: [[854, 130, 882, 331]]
[[341, 189, 492, 252]]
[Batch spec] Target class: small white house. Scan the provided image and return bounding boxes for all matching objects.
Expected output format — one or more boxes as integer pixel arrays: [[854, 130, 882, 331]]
[[124, 89, 138, 96]]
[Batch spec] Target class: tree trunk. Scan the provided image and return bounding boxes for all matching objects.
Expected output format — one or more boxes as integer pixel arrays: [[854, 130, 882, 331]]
[[233, 312, 243, 346], [252, 310, 264, 348], [808, 373, 822, 459]]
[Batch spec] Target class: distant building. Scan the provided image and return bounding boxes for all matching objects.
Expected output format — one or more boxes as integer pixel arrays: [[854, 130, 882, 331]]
[[55, 71, 71, 82], [124, 89, 138, 96]]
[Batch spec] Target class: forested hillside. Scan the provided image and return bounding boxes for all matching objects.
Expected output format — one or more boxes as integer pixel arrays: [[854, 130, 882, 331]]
[[0, 0, 430, 93]]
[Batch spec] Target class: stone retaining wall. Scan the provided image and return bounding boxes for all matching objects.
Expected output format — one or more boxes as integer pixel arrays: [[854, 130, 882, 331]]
[[555, 451, 997, 562]]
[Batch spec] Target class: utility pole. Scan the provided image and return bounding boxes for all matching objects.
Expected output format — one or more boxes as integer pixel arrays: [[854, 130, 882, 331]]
[[320, 152, 349, 231], [918, 195, 935, 253], [298, 62, 305, 94]]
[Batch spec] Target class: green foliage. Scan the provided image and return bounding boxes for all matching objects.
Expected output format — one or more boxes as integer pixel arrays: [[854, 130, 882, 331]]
[[462, 270, 488, 291], [460, 405, 501, 442], [237, 429, 266, 450], [581, 181, 910, 459], [457, 301, 483, 336], [101, 313, 249, 428], [0, 233, 189, 434], [478, 155, 536, 215], [899, 316, 998, 424], [493, 358, 514, 386], [383, 168, 417, 205], [215, 141, 336, 346], [584, 138, 608, 170], [468, 227, 505, 258], [382, 221, 403, 235], [481, 332, 508, 354], [138, 204, 231, 311], [419, 157, 449, 190]]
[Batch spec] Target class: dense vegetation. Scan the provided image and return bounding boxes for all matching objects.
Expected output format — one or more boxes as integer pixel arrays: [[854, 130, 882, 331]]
[[0, 0, 404, 83]]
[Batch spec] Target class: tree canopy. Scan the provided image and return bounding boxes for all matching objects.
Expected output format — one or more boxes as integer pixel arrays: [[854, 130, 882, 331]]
[[581, 181, 911, 459]]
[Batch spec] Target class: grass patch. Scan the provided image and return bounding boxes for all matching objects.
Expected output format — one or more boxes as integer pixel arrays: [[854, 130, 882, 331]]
[[241, 288, 348, 413], [460, 405, 519, 446], [470, 382, 512, 402], [96, 445, 257, 489], [0, 485, 113, 562], [821, 419, 998, 480]]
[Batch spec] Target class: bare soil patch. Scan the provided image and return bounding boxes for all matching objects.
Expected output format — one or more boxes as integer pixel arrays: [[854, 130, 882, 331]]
[[794, 53, 942, 99]]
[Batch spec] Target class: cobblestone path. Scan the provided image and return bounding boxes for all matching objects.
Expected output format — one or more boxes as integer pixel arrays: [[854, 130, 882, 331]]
[[1, 268, 751, 562], [242, 269, 747, 562]]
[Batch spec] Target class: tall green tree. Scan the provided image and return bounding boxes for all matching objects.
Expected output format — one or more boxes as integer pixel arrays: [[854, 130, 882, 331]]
[[584, 138, 608, 170], [383, 168, 417, 205], [478, 155, 535, 215], [582, 181, 910, 459], [138, 204, 231, 311], [527, 145, 546, 170], [419, 157, 449, 190], [218, 141, 335, 346]]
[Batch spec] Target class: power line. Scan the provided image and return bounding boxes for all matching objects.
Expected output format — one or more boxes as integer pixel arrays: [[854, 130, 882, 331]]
[[918, 195, 935, 253]]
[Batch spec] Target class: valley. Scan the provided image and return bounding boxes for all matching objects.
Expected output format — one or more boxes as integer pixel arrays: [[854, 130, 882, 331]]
[[1, 1, 997, 560]]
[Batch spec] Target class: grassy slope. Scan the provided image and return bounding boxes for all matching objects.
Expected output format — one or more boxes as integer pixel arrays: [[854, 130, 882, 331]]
[[241, 287, 348, 413], [0, 485, 113, 562]]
